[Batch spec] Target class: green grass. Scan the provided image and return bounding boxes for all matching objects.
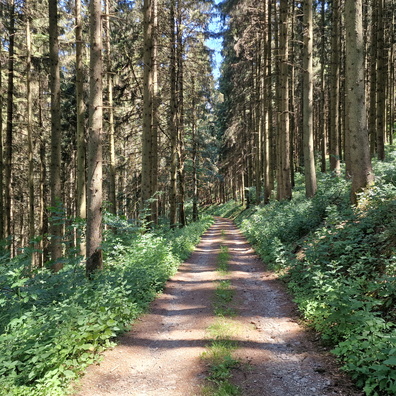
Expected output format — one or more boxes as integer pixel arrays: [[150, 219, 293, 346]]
[[217, 245, 230, 274], [201, 320, 240, 396], [202, 234, 240, 395]]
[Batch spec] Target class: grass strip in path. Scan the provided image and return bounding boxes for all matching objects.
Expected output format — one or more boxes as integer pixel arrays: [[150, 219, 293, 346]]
[[201, 233, 241, 396]]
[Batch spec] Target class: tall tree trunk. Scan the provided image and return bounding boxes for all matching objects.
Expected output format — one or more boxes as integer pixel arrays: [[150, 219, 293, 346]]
[[191, 76, 199, 222], [261, 1, 269, 205], [169, 0, 178, 228], [289, 0, 296, 188], [303, 0, 317, 198], [26, 0, 35, 267], [151, 0, 159, 224], [39, 78, 49, 266], [320, 0, 327, 173], [76, 0, 86, 256], [86, 0, 103, 275], [5, 0, 15, 252], [277, 0, 292, 201], [369, 0, 378, 156], [49, 0, 63, 270], [141, 0, 154, 222], [104, 0, 117, 214], [0, 55, 4, 240], [254, 48, 262, 205], [376, 0, 386, 160], [329, 0, 340, 173], [389, 9, 395, 146], [345, 0, 374, 204], [176, 5, 186, 228], [265, 0, 274, 202]]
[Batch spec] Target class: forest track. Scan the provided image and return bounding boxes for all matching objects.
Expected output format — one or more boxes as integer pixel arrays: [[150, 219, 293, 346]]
[[73, 217, 362, 396]]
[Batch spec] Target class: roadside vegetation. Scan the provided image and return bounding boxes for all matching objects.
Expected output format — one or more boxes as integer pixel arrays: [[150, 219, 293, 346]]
[[0, 215, 213, 396], [206, 149, 396, 396]]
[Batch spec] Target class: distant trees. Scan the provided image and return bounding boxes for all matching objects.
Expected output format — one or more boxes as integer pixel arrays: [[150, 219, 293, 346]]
[[0, 0, 216, 271], [1, 0, 392, 270], [218, 0, 388, 205]]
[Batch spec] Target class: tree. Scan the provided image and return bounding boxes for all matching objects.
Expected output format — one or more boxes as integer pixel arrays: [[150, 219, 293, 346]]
[[26, 0, 35, 265], [104, 0, 117, 215], [277, 0, 292, 201], [76, 0, 86, 256], [302, 0, 317, 198], [345, 0, 374, 204], [376, 0, 386, 160], [49, 0, 63, 270], [142, 0, 155, 223], [169, 0, 178, 228], [329, 0, 340, 174], [0, 56, 3, 241], [86, 0, 103, 275], [5, 0, 15, 252]]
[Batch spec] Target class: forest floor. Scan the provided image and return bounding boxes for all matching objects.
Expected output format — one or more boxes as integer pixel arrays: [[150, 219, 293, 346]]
[[73, 217, 363, 396]]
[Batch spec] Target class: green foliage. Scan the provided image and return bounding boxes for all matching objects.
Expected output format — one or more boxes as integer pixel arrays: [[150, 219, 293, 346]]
[[0, 215, 213, 395], [204, 200, 246, 219], [217, 245, 230, 274], [202, 332, 240, 396], [214, 280, 235, 317], [220, 162, 396, 396]]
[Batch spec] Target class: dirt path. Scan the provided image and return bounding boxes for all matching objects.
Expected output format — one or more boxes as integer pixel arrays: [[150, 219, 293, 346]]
[[73, 218, 362, 396]]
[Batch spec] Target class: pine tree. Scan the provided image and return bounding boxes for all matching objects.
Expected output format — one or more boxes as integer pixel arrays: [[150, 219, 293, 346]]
[[86, 0, 103, 275], [345, 0, 374, 204]]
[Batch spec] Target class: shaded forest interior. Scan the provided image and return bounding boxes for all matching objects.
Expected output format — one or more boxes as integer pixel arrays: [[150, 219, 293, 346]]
[[0, 0, 394, 266], [0, 0, 396, 395]]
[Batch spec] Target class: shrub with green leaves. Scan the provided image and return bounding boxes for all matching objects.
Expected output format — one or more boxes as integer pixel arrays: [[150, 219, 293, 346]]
[[219, 161, 396, 396], [0, 215, 213, 395]]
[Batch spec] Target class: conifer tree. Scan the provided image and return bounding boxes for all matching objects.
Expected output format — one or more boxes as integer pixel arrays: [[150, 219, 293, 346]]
[[86, 0, 103, 275]]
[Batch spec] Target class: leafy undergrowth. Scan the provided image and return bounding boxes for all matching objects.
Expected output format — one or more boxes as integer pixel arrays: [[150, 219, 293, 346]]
[[210, 151, 396, 396], [0, 215, 213, 396]]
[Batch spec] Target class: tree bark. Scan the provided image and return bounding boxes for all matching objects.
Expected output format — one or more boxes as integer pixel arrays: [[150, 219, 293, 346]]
[[319, 0, 327, 173], [76, 0, 86, 256], [376, 0, 386, 160], [0, 58, 3, 241], [104, 0, 117, 214], [151, 0, 159, 225], [5, 0, 15, 251], [191, 76, 199, 222], [368, 0, 378, 156], [26, 0, 35, 267], [330, 0, 340, 173], [303, 0, 317, 198], [345, 0, 374, 204], [277, 0, 292, 201], [176, 5, 186, 228], [169, 0, 178, 228], [141, 0, 154, 223], [49, 0, 63, 270], [86, 0, 103, 275]]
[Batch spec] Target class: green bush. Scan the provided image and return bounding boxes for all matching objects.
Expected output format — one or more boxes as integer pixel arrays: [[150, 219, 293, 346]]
[[0, 215, 213, 395], [231, 163, 396, 396]]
